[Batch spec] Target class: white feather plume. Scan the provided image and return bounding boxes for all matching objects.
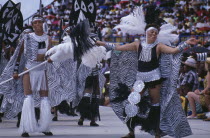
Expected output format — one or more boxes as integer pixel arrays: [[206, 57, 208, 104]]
[[46, 36, 107, 66], [158, 23, 179, 45], [45, 36, 74, 62], [105, 50, 112, 60], [206, 112, 210, 118], [82, 46, 107, 68], [113, 6, 146, 35]]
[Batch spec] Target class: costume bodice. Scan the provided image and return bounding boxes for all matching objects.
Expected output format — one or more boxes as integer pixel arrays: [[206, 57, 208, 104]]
[[138, 41, 159, 72], [24, 33, 48, 62]]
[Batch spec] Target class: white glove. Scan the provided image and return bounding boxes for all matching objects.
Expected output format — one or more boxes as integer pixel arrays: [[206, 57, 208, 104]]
[[45, 37, 74, 62]]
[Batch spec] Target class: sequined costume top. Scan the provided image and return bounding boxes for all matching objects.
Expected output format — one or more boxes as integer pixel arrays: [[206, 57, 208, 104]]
[[136, 41, 161, 83], [138, 43, 159, 72]]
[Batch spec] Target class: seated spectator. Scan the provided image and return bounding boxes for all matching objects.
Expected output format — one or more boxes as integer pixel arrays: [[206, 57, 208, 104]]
[[204, 58, 210, 121], [187, 61, 208, 118]]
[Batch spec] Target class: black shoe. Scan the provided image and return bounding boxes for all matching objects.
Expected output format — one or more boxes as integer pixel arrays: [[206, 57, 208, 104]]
[[52, 116, 58, 121], [67, 111, 78, 117], [0, 117, 2, 123], [21, 132, 30, 137], [78, 119, 83, 126], [0, 113, 3, 117], [42, 132, 53, 136], [90, 122, 99, 127], [121, 132, 135, 138]]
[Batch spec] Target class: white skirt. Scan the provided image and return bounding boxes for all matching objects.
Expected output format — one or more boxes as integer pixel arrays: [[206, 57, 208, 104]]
[[25, 60, 47, 92]]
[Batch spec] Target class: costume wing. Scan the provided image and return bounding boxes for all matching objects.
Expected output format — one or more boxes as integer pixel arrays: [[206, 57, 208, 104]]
[[0, 52, 8, 75], [109, 51, 138, 121], [47, 59, 78, 107], [0, 39, 25, 119], [159, 46, 192, 137]]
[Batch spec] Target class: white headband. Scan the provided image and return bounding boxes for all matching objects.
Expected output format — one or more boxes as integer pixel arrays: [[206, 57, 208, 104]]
[[32, 17, 44, 22], [146, 27, 158, 32]]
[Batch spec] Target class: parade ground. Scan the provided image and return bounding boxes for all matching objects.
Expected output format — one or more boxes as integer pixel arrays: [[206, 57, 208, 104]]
[[0, 106, 210, 138]]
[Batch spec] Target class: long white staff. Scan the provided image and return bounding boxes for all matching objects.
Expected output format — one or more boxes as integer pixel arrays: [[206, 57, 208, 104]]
[[0, 60, 48, 85]]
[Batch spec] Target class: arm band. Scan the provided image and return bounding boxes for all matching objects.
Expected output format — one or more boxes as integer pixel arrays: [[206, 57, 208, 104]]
[[196, 53, 207, 61], [105, 43, 116, 51], [178, 42, 190, 52], [14, 62, 20, 73]]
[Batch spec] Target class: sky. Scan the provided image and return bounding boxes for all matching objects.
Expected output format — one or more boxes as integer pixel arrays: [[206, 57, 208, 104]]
[[0, 0, 53, 20]]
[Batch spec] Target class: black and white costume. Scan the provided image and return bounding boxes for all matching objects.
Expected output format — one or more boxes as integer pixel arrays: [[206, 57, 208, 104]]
[[0, 31, 78, 134], [76, 64, 106, 125], [45, 0, 106, 115], [46, 32, 106, 125], [107, 6, 192, 137]]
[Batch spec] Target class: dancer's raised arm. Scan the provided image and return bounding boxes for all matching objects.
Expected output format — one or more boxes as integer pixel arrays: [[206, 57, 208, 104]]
[[96, 40, 139, 51], [157, 38, 198, 54]]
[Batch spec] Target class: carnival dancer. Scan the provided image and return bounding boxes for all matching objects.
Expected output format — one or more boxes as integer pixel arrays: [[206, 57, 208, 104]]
[[93, 5, 197, 138], [45, 0, 106, 127], [0, 15, 78, 137], [0, 14, 77, 137], [12, 15, 53, 137], [95, 23, 197, 138], [77, 64, 103, 127]]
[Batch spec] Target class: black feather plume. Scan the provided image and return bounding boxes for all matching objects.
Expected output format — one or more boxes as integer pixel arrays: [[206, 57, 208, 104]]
[[111, 83, 131, 103], [70, 20, 95, 61], [145, 4, 166, 26]]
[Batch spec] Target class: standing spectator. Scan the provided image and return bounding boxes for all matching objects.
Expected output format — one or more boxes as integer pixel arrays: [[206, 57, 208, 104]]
[[101, 23, 112, 41]]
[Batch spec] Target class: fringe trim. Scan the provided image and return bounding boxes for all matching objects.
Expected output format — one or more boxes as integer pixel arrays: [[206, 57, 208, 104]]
[[77, 97, 100, 120], [38, 97, 52, 132], [19, 96, 38, 133]]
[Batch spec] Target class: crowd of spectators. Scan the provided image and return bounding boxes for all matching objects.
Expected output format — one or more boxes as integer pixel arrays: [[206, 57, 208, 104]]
[[95, 0, 210, 44], [177, 54, 210, 121], [24, 0, 209, 45]]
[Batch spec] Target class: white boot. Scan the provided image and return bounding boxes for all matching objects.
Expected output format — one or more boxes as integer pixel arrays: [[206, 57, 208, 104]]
[[38, 97, 52, 132], [19, 95, 38, 134]]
